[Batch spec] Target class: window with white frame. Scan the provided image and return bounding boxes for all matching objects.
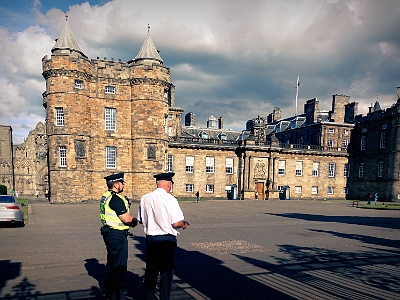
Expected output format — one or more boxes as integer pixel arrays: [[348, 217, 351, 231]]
[[312, 162, 319, 177], [380, 133, 386, 149], [359, 163, 364, 178], [168, 126, 173, 137], [343, 129, 349, 136], [328, 162, 336, 177], [295, 186, 302, 194], [168, 113, 173, 120], [105, 107, 116, 130], [342, 140, 349, 148], [328, 139, 334, 147], [344, 163, 350, 177], [378, 162, 383, 178], [185, 184, 194, 193], [206, 156, 214, 173], [328, 128, 335, 133], [311, 186, 318, 195], [206, 184, 214, 193], [361, 136, 366, 150], [295, 161, 303, 176], [59, 146, 66, 167], [105, 86, 115, 94], [167, 155, 173, 172], [186, 156, 194, 173], [327, 186, 334, 195], [74, 80, 83, 89], [226, 158, 233, 174], [106, 146, 116, 169], [343, 187, 348, 194], [56, 107, 64, 126], [278, 160, 286, 175]]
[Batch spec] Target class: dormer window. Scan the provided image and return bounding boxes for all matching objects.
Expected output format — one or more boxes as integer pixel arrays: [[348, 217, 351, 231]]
[[219, 133, 227, 140], [199, 132, 209, 139]]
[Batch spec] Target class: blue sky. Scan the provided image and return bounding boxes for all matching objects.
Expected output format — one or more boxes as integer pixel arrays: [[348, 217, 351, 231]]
[[0, 0, 399, 143]]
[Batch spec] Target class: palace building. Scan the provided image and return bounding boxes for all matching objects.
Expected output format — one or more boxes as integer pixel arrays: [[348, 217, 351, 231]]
[[1, 17, 398, 203]]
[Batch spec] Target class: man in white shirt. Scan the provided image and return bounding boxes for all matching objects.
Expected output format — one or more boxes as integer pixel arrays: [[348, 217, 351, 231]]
[[138, 172, 189, 300]]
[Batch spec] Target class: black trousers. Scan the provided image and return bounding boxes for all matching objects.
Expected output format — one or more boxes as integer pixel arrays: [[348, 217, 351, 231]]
[[144, 234, 177, 300], [101, 227, 128, 299]]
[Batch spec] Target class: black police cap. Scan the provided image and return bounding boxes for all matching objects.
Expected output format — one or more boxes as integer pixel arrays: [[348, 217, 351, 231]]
[[153, 172, 175, 183], [104, 172, 125, 183]]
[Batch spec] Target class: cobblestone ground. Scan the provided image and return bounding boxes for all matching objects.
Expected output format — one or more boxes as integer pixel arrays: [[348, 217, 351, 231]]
[[0, 198, 399, 299]]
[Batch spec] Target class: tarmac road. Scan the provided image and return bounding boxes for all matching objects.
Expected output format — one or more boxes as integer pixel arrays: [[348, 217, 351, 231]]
[[0, 197, 399, 300]]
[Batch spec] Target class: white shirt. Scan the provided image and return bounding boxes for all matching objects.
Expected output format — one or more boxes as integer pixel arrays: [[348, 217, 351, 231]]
[[138, 188, 184, 236]]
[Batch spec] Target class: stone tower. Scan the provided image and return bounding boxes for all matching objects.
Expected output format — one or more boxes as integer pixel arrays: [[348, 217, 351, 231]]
[[127, 25, 173, 198], [42, 18, 174, 202]]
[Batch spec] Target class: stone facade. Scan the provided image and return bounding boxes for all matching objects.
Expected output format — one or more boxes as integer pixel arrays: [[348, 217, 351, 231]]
[[347, 87, 400, 202], [0, 125, 14, 193], [0, 123, 47, 196]]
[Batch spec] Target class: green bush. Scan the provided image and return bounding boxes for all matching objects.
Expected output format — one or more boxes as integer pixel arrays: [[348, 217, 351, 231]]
[[0, 185, 7, 195]]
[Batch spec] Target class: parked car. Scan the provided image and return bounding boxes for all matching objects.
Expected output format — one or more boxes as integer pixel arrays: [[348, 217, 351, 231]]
[[0, 195, 24, 227]]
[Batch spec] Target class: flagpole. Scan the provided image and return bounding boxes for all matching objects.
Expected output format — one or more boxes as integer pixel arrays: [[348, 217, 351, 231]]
[[295, 76, 300, 116]]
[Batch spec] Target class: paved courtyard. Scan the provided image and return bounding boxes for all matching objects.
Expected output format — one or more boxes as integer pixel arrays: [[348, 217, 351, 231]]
[[0, 198, 399, 299]]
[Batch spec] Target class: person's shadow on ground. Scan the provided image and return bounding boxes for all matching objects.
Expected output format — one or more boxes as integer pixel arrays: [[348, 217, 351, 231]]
[[85, 257, 144, 299]]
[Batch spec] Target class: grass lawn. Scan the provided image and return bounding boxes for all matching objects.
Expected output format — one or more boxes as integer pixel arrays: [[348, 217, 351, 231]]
[[357, 202, 400, 210], [18, 198, 29, 222]]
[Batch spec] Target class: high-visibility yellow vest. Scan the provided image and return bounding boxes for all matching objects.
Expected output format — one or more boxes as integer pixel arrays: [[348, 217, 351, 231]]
[[100, 191, 130, 230]]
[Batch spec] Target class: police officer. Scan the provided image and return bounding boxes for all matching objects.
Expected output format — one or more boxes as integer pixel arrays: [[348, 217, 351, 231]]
[[100, 172, 138, 300], [138, 172, 189, 300]]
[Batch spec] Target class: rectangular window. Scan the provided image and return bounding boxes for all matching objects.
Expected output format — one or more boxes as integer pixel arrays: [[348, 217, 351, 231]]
[[206, 184, 214, 193], [342, 140, 349, 148], [278, 160, 286, 175], [105, 107, 116, 130], [343, 187, 348, 194], [359, 163, 364, 178], [295, 161, 303, 176], [106, 146, 116, 169], [327, 186, 334, 195], [380, 133, 386, 149], [311, 186, 318, 195], [185, 184, 194, 193], [344, 163, 350, 177], [226, 158, 234, 174], [59, 146, 66, 167], [378, 162, 383, 178], [295, 186, 302, 194], [328, 139, 334, 147], [298, 136, 303, 144], [168, 126, 173, 137], [328, 128, 335, 133], [361, 136, 366, 150], [56, 107, 64, 126], [168, 113, 173, 120], [312, 162, 319, 177], [382, 124, 387, 130], [74, 80, 83, 89], [328, 163, 336, 177], [186, 156, 194, 173], [167, 155, 173, 172], [105, 86, 115, 94], [206, 157, 214, 173], [343, 129, 349, 136]]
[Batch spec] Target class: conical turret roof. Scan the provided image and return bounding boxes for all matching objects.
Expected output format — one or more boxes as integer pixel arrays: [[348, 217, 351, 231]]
[[134, 25, 163, 64], [52, 14, 85, 57]]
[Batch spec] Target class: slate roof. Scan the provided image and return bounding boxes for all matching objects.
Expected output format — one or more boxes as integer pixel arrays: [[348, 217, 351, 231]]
[[134, 27, 163, 64], [182, 127, 242, 141], [52, 18, 85, 57]]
